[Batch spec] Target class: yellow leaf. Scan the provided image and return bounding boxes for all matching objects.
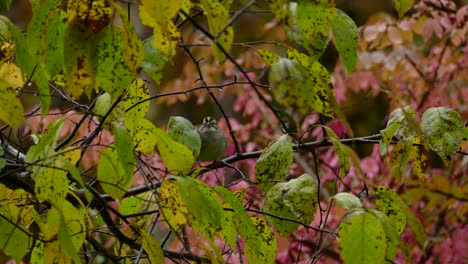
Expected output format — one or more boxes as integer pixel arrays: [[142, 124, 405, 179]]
[[159, 179, 190, 231], [0, 62, 24, 88]]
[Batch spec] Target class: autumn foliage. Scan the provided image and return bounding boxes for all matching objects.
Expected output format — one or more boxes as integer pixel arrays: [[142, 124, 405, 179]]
[[0, 0, 466, 263]]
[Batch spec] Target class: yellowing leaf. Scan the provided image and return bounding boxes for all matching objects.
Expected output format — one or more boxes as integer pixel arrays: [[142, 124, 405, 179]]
[[114, 5, 143, 74], [154, 127, 195, 174], [292, 1, 335, 58], [167, 116, 202, 159], [0, 62, 24, 88], [249, 216, 277, 263], [129, 118, 158, 154], [200, 0, 234, 61], [256, 49, 281, 66], [35, 167, 69, 205], [139, 0, 183, 56], [215, 187, 275, 264], [0, 62, 24, 129], [270, 54, 336, 117], [159, 180, 190, 231], [325, 127, 350, 178], [393, 0, 414, 18], [255, 134, 293, 193], [332, 9, 358, 74], [0, 16, 15, 62], [374, 186, 407, 235], [374, 186, 426, 246], [64, 23, 94, 98], [67, 0, 111, 34], [140, 229, 164, 263], [176, 177, 224, 239], [390, 140, 412, 180], [124, 79, 150, 131], [410, 137, 430, 180]]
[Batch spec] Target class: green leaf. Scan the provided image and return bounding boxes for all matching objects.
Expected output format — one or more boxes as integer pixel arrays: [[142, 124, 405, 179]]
[[175, 177, 223, 260], [215, 187, 277, 264], [0, 207, 31, 262], [368, 209, 400, 261], [97, 144, 134, 199], [140, 230, 164, 264], [390, 139, 413, 180], [324, 126, 350, 178], [176, 177, 223, 239], [35, 167, 69, 205], [113, 125, 136, 177], [57, 214, 81, 264], [25, 118, 64, 178], [386, 106, 419, 141], [421, 107, 464, 165], [339, 211, 386, 264], [141, 36, 169, 85], [120, 196, 144, 215], [264, 174, 318, 237], [159, 179, 190, 231], [94, 26, 134, 99], [200, 0, 234, 61], [393, 0, 414, 18], [332, 9, 358, 74], [154, 127, 195, 174], [255, 134, 293, 193], [0, 0, 12, 11], [0, 148, 5, 170], [332, 192, 363, 210], [167, 116, 202, 159], [374, 186, 426, 246], [26, 0, 63, 76], [94, 92, 112, 116]]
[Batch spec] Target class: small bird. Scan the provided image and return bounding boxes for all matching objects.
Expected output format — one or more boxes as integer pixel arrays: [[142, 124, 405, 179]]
[[197, 117, 227, 161]]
